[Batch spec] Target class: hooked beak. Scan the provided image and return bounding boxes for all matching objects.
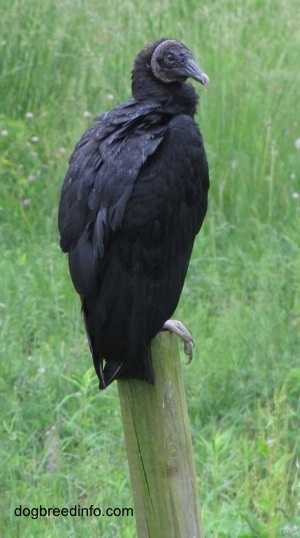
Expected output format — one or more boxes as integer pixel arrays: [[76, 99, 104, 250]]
[[184, 59, 210, 88]]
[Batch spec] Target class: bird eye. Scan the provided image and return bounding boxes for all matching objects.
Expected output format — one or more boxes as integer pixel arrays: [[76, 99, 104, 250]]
[[166, 53, 175, 64]]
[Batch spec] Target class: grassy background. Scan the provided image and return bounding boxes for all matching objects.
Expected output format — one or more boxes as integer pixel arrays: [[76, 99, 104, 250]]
[[1, 0, 300, 535]]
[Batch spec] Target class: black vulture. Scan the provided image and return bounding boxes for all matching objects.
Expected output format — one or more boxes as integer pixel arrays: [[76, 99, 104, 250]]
[[58, 38, 210, 389]]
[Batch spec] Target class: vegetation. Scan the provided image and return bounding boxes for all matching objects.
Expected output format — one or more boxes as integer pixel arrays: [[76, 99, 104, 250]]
[[0, 0, 299, 535]]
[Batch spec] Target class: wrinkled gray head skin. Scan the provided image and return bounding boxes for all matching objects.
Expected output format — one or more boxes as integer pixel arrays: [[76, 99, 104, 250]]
[[150, 39, 209, 87]]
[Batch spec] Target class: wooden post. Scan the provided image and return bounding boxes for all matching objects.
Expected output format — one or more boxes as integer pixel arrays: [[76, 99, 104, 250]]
[[117, 331, 204, 538]]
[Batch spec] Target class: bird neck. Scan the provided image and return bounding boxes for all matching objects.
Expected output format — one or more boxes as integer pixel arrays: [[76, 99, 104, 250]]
[[131, 66, 199, 117]]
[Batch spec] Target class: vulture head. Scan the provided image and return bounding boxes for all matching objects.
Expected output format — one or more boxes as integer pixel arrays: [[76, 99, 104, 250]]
[[132, 38, 209, 99]]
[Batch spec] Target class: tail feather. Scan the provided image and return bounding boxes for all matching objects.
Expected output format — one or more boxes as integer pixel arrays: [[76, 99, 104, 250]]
[[95, 345, 154, 390], [99, 360, 124, 389]]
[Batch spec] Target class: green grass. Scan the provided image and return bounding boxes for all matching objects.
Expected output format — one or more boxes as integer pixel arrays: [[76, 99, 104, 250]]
[[1, 0, 300, 535]]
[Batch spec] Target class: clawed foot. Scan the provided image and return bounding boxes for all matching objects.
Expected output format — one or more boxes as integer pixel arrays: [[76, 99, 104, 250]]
[[162, 319, 195, 364]]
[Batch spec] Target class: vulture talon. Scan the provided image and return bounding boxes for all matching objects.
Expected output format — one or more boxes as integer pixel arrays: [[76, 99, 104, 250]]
[[162, 320, 195, 364]]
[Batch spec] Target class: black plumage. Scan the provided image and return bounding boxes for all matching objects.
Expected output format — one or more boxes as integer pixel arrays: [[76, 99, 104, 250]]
[[58, 38, 210, 389]]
